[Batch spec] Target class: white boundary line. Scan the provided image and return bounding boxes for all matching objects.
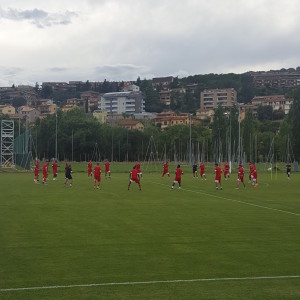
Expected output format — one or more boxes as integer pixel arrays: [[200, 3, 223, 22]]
[[1, 275, 300, 292], [152, 181, 300, 217]]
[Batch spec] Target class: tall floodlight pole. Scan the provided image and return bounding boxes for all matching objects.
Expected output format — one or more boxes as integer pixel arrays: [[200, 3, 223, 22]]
[[238, 104, 241, 164], [24, 93, 29, 153], [229, 108, 232, 172], [189, 114, 192, 165], [71, 129, 74, 161], [111, 129, 114, 162], [55, 112, 58, 160]]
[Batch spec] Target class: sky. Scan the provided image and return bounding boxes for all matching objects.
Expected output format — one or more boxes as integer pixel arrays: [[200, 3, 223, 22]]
[[0, 0, 300, 87]]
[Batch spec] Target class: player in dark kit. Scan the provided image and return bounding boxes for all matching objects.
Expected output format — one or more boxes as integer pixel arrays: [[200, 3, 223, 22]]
[[128, 165, 141, 191], [171, 164, 183, 191], [52, 159, 58, 180], [192, 162, 198, 178], [286, 161, 291, 180], [64, 163, 73, 187]]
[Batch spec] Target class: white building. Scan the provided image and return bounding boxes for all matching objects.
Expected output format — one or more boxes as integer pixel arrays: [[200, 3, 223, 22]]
[[98, 91, 145, 115]]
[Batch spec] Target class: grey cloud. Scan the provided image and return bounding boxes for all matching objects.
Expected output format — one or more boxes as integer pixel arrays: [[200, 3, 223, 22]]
[[0, 66, 24, 76], [0, 7, 78, 28], [49, 67, 69, 72], [94, 64, 150, 80]]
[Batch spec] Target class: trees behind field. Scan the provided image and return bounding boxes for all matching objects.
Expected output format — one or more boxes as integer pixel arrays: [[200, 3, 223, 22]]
[[25, 101, 300, 163]]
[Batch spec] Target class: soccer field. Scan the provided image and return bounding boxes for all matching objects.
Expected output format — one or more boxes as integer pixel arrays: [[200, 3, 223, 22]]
[[0, 163, 300, 299]]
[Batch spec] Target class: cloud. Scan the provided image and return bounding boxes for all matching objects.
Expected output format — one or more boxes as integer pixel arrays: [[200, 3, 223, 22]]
[[94, 64, 151, 80], [0, 6, 78, 28], [0, 66, 34, 86], [0, 66, 23, 76], [49, 67, 69, 72]]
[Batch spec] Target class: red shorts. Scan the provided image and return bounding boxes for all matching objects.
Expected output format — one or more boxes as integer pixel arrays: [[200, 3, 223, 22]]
[[239, 175, 244, 182], [163, 170, 169, 174], [224, 170, 229, 176], [131, 178, 140, 184], [174, 177, 181, 184], [88, 169, 92, 175], [215, 177, 221, 183], [200, 171, 205, 176], [34, 170, 39, 176], [94, 175, 100, 182]]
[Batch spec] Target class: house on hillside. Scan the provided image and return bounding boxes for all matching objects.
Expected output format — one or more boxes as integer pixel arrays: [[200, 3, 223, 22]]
[[18, 106, 41, 124], [152, 76, 174, 90], [0, 105, 16, 115], [118, 119, 144, 131], [154, 111, 191, 129]]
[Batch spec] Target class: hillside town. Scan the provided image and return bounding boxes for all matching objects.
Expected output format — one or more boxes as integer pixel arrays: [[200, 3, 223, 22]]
[[0, 69, 298, 131]]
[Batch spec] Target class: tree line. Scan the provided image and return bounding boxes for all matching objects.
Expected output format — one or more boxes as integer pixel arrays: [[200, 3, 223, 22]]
[[21, 96, 300, 163]]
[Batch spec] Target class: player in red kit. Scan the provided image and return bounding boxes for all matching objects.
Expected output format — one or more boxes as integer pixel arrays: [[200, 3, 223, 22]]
[[200, 162, 206, 180], [171, 164, 183, 191], [104, 159, 111, 179], [88, 160, 93, 177], [34, 159, 40, 183], [236, 163, 245, 189], [128, 165, 141, 191], [94, 162, 101, 189], [135, 161, 142, 179], [214, 163, 223, 190], [42, 160, 49, 185], [162, 161, 170, 177], [224, 161, 230, 179], [252, 163, 258, 188], [52, 159, 58, 180], [248, 162, 254, 183]]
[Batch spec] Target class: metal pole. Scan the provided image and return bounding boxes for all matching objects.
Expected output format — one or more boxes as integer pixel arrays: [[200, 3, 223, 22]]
[[238, 105, 241, 164], [229, 108, 231, 163], [189, 114, 192, 165], [111, 129, 113, 162], [71, 129, 73, 162], [55, 113, 58, 160]]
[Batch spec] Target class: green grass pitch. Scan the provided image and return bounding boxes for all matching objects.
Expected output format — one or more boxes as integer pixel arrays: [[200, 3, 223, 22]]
[[0, 163, 300, 299]]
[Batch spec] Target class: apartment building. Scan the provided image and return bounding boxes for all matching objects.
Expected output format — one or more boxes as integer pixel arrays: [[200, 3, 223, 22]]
[[98, 91, 145, 115], [250, 71, 300, 88], [200, 88, 237, 110], [159, 89, 172, 107], [152, 76, 174, 90], [251, 95, 294, 114]]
